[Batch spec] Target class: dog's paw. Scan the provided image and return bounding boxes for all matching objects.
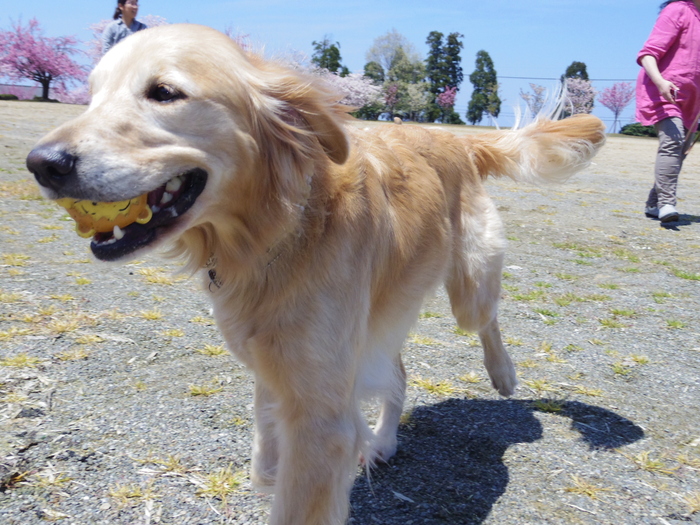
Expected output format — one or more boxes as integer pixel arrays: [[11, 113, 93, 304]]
[[250, 467, 277, 493], [485, 359, 518, 397], [361, 435, 398, 467]]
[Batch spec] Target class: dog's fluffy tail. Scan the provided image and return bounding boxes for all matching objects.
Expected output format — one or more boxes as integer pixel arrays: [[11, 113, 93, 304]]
[[464, 114, 606, 183]]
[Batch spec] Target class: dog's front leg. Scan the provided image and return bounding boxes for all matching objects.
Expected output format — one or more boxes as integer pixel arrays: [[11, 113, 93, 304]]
[[269, 400, 360, 525], [251, 379, 279, 491]]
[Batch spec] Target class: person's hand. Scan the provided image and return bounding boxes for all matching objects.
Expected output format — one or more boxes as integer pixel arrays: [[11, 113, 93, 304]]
[[655, 78, 680, 103]]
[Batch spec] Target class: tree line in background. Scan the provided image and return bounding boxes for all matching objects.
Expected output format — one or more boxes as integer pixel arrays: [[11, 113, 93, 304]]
[[1, 18, 637, 130]]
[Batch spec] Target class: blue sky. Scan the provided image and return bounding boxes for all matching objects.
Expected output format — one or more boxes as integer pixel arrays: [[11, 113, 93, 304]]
[[6, 0, 666, 129]]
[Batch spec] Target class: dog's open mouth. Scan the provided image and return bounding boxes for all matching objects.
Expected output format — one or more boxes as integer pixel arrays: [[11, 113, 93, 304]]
[[59, 169, 207, 261]]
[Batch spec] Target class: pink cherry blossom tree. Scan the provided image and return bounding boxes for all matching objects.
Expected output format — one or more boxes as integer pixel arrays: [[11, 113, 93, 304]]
[[312, 69, 382, 109], [435, 85, 457, 123], [598, 82, 635, 133], [564, 78, 597, 116], [519, 83, 547, 116], [0, 18, 86, 101]]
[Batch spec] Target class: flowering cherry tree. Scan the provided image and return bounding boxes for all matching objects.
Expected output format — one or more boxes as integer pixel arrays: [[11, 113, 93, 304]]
[[564, 78, 596, 116], [0, 18, 86, 100], [519, 83, 547, 116], [313, 69, 382, 109], [436, 86, 457, 110], [598, 82, 635, 133]]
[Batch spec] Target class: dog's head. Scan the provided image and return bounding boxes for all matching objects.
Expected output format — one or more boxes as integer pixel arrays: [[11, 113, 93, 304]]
[[26, 24, 350, 263]]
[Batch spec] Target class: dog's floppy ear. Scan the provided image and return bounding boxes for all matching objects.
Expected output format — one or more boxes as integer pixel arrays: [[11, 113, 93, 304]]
[[265, 72, 350, 166]]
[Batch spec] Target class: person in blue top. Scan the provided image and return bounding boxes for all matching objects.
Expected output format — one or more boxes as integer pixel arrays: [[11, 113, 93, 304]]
[[102, 0, 148, 55]]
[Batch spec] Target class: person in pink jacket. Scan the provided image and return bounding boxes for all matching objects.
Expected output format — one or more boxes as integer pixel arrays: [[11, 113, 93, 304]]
[[636, 0, 700, 223]]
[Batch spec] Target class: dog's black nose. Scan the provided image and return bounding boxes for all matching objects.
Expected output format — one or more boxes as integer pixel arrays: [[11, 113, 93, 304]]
[[26, 144, 77, 191]]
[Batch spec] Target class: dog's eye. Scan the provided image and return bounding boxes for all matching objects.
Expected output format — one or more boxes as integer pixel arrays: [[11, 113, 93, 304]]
[[148, 83, 184, 103]]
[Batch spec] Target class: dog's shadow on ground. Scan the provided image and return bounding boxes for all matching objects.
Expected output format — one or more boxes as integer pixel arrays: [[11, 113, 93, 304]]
[[349, 398, 644, 524]]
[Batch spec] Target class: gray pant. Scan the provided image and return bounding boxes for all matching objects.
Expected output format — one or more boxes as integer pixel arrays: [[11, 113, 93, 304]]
[[646, 116, 685, 208]]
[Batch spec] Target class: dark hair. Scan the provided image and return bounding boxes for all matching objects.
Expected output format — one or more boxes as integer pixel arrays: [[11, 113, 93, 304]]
[[113, 0, 126, 20], [660, 0, 691, 10]]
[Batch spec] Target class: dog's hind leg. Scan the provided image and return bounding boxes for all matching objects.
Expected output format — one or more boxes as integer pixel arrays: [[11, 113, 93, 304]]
[[367, 353, 406, 464], [250, 379, 279, 491], [445, 194, 517, 397]]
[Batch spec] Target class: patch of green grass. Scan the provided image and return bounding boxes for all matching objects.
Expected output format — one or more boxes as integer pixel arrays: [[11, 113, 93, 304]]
[[612, 248, 640, 263], [190, 316, 215, 326], [522, 378, 557, 394], [0, 353, 42, 368], [620, 451, 677, 475], [56, 347, 91, 361], [533, 308, 558, 318], [620, 267, 640, 273], [109, 482, 159, 507], [458, 372, 483, 384], [552, 242, 602, 257], [3, 253, 30, 267], [511, 289, 546, 301], [666, 319, 687, 329], [652, 291, 672, 304], [563, 344, 583, 353], [598, 283, 619, 290], [140, 309, 164, 321], [610, 308, 636, 317], [683, 492, 700, 515], [611, 362, 631, 376], [573, 385, 603, 397], [531, 398, 565, 413], [194, 464, 245, 502], [196, 344, 229, 356], [630, 355, 649, 365], [409, 334, 441, 346], [188, 382, 223, 396], [419, 311, 443, 319], [411, 377, 457, 396], [564, 475, 613, 499], [0, 291, 22, 303], [599, 318, 625, 329], [670, 268, 700, 280], [555, 272, 578, 281]]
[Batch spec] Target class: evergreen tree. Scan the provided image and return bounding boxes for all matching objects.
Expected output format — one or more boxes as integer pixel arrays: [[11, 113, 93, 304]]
[[311, 37, 349, 76], [363, 61, 385, 84], [425, 31, 463, 122], [444, 33, 464, 89], [561, 61, 589, 81], [466, 50, 500, 125]]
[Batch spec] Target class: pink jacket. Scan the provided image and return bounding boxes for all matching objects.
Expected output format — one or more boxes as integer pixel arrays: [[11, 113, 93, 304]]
[[636, 0, 700, 129]]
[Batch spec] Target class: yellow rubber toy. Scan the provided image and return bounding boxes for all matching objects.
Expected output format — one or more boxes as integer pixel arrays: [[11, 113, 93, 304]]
[[56, 194, 153, 238]]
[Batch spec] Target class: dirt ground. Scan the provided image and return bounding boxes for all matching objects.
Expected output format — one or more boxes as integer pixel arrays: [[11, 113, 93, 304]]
[[0, 100, 699, 524]]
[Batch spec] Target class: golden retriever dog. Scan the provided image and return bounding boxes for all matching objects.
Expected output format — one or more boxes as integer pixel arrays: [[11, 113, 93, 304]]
[[26, 24, 606, 525]]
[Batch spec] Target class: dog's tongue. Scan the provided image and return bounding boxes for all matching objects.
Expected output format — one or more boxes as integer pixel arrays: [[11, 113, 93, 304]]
[[56, 195, 153, 238]]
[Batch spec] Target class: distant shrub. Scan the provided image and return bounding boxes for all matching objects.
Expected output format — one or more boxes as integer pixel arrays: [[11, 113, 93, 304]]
[[0, 94, 19, 100], [31, 96, 60, 103], [620, 123, 657, 137]]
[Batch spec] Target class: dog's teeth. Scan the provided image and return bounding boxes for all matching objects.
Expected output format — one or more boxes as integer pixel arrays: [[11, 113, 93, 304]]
[[113, 225, 125, 240], [151, 205, 161, 213], [165, 177, 182, 192], [160, 192, 173, 205]]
